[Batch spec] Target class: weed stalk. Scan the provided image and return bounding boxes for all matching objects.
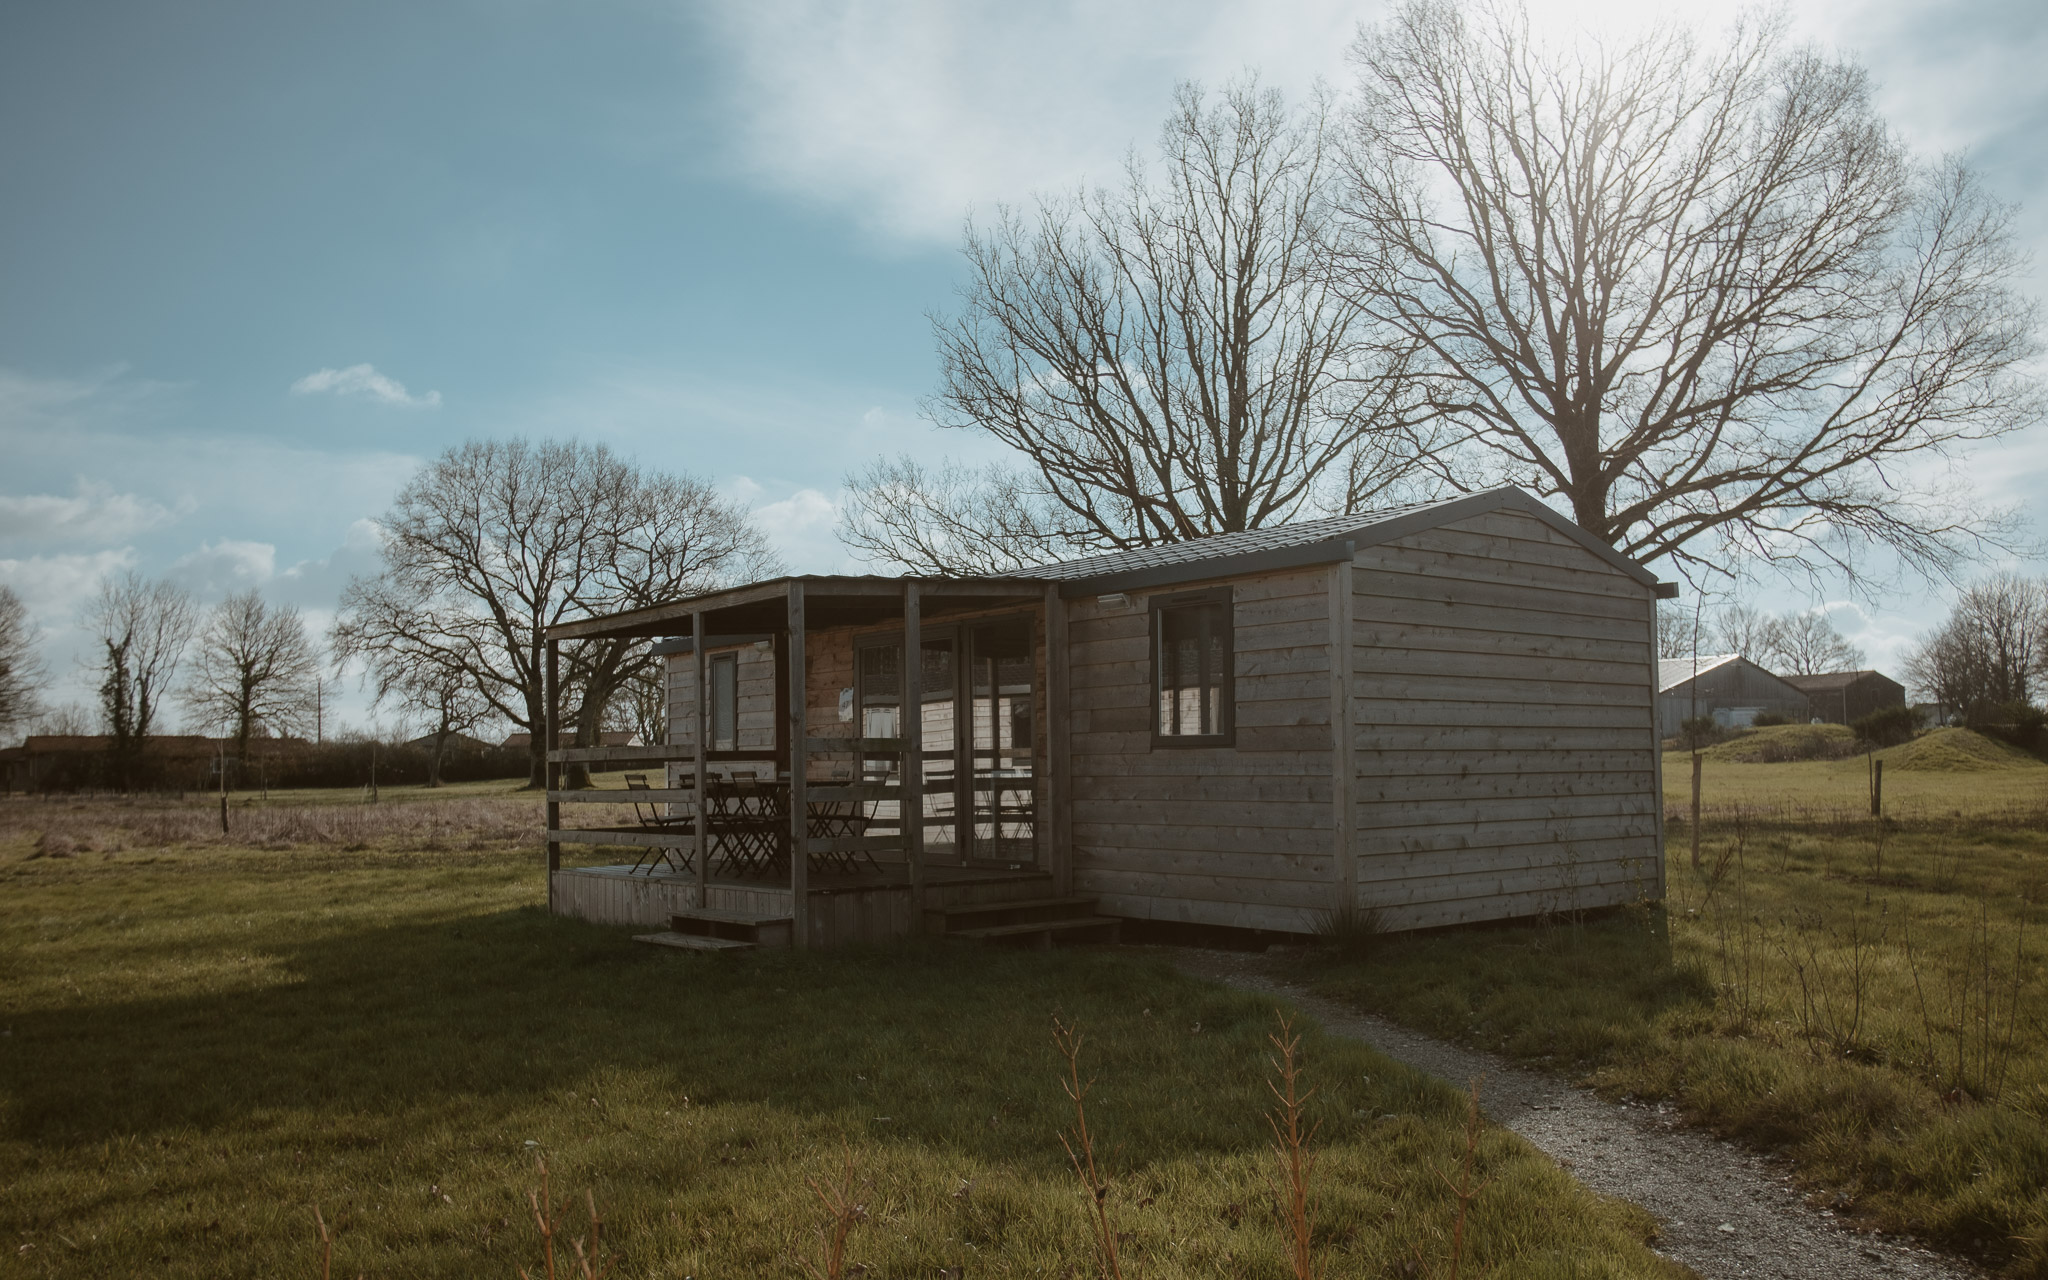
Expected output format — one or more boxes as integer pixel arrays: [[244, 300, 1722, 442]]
[[1052, 1016, 1124, 1280], [1264, 1012, 1319, 1280], [1433, 1079, 1492, 1280]]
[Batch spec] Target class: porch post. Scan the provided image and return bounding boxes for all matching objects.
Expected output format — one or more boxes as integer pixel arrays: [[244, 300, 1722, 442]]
[[1328, 556, 1356, 916], [1044, 585, 1071, 897], [545, 637, 561, 912], [693, 609, 708, 904], [903, 580, 923, 915], [787, 581, 809, 949]]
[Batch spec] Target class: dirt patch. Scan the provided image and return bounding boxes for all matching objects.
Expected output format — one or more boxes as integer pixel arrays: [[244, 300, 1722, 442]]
[[1166, 947, 1984, 1280]]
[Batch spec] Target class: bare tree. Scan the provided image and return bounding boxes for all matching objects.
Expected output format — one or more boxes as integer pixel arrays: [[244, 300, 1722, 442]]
[[1654, 602, 1696, 660], [1338, 1, 2042, 587], [1905, 575, 2048, 720], [854, 78, 1432, 571], [184, 590, 321, 762], [85, 573, 196, 777], [391, 662, 491, 787], [30, 702, 95, 737], [0, 585, 47, 739], [1769, 610, 1867, 675], [333, 439, 777, 787], [838, 456, 1078, 575], [1710, 603, 1787, 661], [560, 467, 779, 771]]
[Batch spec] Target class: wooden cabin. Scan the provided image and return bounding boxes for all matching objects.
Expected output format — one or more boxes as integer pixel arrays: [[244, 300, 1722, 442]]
[[543, 486, 1676, 949]]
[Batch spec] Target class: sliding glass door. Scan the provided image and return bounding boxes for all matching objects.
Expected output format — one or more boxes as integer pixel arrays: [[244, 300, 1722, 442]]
[[856, 617, 1035, 867], [967, 621, 1035, 864]]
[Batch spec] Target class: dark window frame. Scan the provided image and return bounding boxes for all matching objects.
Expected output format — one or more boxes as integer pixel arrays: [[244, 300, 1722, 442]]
[[708, 651, 739, 752], [1149, 586, 1235, 749]]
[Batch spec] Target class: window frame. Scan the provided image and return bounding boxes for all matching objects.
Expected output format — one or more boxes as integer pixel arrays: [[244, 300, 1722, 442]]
[[708, 651, 739, 752], [1148, 586, 1235, 749]]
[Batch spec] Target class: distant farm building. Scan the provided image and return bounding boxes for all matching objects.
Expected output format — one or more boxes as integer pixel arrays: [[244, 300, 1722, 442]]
[[1782, 670, 1907, 726], [1656, 655, 1811, 736]]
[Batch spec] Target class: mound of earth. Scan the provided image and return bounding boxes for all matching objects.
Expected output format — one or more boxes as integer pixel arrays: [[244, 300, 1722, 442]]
[[1876, 726, 2045, 772], [1702, 722, 1857, 763]]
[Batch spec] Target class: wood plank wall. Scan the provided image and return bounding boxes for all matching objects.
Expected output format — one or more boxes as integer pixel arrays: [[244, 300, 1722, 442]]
[[1350, 509, 1661, 929], [666, 643, 777, 773], [1067, 567, 1337, 932]]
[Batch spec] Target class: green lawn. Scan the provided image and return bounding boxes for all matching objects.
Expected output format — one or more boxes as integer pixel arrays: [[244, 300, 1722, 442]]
[[0, 799, 1685, 1279], [1304, 765, 2048, 1275]]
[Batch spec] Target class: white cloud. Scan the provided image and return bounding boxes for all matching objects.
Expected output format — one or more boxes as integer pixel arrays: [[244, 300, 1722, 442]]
[[0, 479, 186, 546], [691, 0, 1364, 244], [169, 538, 279, 594], [0, 549, 138, 631], [742, 484, 850, 574], [290, 363, 442, 408]]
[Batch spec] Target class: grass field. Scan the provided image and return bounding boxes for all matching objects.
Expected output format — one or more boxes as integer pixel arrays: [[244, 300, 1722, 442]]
[[0, 795, 1686, 1279], [1667, 727, 2048, 821], [1307, 744, 2048, 1275]]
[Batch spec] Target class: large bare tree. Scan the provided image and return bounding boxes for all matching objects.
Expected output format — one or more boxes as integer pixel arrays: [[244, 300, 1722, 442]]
[[838, 456, 1075, 576], [184, 590, 321, 761], [845, 78, 1433, 572], [1769, 610, 1867, 676], [84, 573, 196, 776], [0, 585, 46, 739], [1905, 575, 2048, 720], [390, 661, 492, 787], [1338, 1, 2042, 586], [333, 439, 777, 787]]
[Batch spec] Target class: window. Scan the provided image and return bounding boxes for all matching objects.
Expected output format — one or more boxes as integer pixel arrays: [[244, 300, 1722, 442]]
[[1151, 588, 1233, 746], [709, 652, 738, 751]]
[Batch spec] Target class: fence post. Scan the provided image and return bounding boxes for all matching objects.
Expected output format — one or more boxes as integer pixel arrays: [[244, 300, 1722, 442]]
[[1690, 752, 1703, 872]]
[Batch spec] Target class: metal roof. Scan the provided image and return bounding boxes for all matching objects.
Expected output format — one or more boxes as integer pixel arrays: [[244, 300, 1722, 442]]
[[546, 485, 1670, 640], [1021, 501, 1447, 581], [1781, 670, 1894, 693], [1656, 654, 1744, 693]]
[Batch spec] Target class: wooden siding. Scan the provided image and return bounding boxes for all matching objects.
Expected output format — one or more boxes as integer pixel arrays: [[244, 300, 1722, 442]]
[[666, 641, 777, 761], [1068, 566, 1339, 932], [1350, 508, 1661, 929]]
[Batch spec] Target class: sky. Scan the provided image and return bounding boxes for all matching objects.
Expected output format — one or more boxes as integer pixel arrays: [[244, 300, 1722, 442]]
[[2, 0, 2045, 738]]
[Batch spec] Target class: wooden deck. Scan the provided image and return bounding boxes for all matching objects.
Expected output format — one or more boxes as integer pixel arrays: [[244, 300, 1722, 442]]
[[550, 861, 1055, 948]]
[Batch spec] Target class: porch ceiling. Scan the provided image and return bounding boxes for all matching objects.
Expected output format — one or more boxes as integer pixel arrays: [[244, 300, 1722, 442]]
[[546, 575, 1048, 642]]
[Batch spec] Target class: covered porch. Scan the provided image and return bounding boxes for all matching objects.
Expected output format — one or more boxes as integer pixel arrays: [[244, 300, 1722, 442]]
[[542, 575, 1081, 948]]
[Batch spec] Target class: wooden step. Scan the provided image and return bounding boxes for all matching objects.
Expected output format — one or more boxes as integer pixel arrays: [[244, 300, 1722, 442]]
[[670, 908, 793, 948], [949, 915, 1122, 948], [923, 895, 1102, 935], [634, 931, 754, 952]]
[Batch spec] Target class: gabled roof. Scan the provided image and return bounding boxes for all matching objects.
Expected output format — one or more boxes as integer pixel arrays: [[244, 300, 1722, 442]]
[[1782, 670, 1897, 693], [1656, 654, 1744, 693], [547, 485, 1672, 640], [1022, 486, 1668, 596]]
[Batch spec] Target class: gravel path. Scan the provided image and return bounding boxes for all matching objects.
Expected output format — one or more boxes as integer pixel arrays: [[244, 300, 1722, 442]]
[[1168, 947, 1983, 1280]]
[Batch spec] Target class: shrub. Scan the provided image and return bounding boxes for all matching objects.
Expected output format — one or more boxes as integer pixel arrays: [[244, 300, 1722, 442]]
[[1678, 716, 1729, 750], [1978, 701, 2046, 753], [1751, 711, 1791, 727], [1852, 705, 1920, 748]]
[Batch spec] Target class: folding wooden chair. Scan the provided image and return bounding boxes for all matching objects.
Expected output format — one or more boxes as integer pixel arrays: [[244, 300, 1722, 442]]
[[624, 773, 695, 875]]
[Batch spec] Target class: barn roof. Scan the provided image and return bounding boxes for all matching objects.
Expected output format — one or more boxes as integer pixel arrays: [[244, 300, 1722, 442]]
[[1656, 654, 1744, 693], [1782, 670, 1896, 693]]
